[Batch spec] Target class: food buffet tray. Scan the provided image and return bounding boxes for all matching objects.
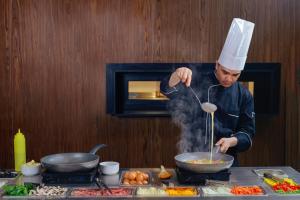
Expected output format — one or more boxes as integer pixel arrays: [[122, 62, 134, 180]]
[[119, 170, 151, 187], [265, 185, 300, 196], [69, 187, 135, 198], [201, 185, 233, 196], [1, 184, 68, 199], [164, 186, 200, 197], [230, 185, 268, 196], [253, 169, 288, 178], [201, 185, 268, 197], [135, 186, 200, 197], [260, 171, 300, 195]]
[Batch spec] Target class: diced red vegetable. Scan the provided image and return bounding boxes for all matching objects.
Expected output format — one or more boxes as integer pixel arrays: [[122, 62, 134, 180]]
[[231, 186, 264, 195], [272, 182, 300, 193]]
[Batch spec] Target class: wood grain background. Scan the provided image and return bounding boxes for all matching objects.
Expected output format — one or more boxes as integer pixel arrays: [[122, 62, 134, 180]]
[[0, 0, 299, 169]]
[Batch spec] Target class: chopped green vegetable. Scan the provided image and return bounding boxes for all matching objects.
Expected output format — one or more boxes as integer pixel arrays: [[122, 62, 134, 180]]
[[3, 183, 35, 196]]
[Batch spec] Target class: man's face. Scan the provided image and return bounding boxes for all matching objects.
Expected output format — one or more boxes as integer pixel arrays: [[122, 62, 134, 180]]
[[215, 62, 241, 88]]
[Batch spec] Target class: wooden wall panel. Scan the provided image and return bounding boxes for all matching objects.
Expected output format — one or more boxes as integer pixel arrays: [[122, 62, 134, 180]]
[[294, 0, 300, 168], [279, 0, 299, 168], [0, 0, 299, 170], [0, 0, 13, 167]]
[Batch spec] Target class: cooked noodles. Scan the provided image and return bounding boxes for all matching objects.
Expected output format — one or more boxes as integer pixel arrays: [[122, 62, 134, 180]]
[[186, 159, 224, 164]]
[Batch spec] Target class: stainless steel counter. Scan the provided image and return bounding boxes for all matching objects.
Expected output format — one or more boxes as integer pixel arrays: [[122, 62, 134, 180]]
[[143, 166, 300, 199], [199, 166, 300, 200], [2, 166, 300, 199]]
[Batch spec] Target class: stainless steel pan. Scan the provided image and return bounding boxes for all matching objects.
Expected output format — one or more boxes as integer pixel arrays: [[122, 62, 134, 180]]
[[41, 144, 107, 172], [175, 152, 234, 173]]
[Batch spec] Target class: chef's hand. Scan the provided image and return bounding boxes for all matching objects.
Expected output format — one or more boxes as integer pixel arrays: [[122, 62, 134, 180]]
[[215, 137, 238, 153], [169, 67, 192, 87]]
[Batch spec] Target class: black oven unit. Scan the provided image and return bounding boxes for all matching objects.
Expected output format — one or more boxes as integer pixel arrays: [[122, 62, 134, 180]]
[[106, 63, 280, 117]]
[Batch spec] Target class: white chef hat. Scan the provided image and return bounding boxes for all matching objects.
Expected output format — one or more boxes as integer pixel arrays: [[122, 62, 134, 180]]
[[218, 18, 255, 71]]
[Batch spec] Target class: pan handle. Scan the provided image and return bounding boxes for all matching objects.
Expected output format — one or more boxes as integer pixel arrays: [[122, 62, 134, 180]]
[[213, 145, 220, 154], [89, 144, 107, 154]]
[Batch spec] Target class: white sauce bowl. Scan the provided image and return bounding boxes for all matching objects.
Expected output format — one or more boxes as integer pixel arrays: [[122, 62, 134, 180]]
[[100, 161, 119, 175], [21, 163, 41, 176]]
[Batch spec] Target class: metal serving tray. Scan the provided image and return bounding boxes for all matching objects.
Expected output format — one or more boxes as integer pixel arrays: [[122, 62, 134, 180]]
[[135, 186, 200, 198], [201, 185, 233, 196], [201, 185, 268, 197], [119, 170, 151, 187], [69, 187, 135, 198], [1, 184, 68, 199], [253, 169, 289, 178]]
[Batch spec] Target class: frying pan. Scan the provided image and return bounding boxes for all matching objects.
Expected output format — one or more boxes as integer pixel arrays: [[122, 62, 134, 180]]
[[41, 144, 107, 173], [175, 152, 234, 173]]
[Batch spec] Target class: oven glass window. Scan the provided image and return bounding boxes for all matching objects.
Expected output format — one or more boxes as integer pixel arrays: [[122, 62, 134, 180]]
[[240, 81, 254, 96], [128, 81, 168, 100]]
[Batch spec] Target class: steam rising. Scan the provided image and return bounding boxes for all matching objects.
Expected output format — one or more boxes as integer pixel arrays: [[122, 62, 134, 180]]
[[167, 66, 213, 153]]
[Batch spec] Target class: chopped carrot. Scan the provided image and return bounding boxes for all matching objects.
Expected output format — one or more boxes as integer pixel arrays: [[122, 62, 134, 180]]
[[231, 186, 263, 195]]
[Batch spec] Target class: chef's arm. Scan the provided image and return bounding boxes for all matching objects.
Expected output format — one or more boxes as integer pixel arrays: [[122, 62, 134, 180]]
[[160, 75, 180, 99], [232, 92, 255, 152], [160, 67, 192, 98]]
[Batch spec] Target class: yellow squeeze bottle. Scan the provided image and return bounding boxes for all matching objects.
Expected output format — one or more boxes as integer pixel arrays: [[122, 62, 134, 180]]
[[14, 129, 26, 171]]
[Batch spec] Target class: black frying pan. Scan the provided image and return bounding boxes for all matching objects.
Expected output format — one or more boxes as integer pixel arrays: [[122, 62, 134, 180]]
[[41, 144, 107, 172]]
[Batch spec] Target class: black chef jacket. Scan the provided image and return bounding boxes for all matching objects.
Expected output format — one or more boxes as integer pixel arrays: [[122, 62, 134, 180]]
[[160, 69, 255, 166]]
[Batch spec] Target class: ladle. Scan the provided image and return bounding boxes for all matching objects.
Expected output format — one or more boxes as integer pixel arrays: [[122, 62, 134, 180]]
[[189, 86, 217, 113]]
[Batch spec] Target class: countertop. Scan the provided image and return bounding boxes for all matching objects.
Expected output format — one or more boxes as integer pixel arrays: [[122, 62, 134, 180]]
[[2, 166, 300, 199]]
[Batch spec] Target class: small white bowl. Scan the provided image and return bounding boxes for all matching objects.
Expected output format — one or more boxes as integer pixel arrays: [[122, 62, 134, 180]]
[[100, 161, 119, 175], [21, 163, 41, 176]]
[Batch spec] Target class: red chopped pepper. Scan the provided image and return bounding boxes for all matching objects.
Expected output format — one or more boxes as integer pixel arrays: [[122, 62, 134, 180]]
[[272, 181, 300, 193]]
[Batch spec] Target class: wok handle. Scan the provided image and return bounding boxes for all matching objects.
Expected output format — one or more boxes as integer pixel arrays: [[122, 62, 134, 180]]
[[89, 144, 107, 154], [214, 145, 220, 154]]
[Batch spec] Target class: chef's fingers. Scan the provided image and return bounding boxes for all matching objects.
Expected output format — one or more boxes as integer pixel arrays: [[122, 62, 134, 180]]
[[215, 138, 225, 146], [219, 143, 225, 152], [176, 70, 183, 79], [176, 69, 185, 80], [175, 67, 192, 87], [186, 72, 192, 87], [220, 143, 229, 153], [224, 145, 229, 153], [175, 67, 185, 76], [181, 71, 188, 84]]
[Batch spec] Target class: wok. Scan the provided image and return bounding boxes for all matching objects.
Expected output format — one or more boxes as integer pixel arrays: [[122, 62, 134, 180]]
[[175, 152, 234, 173], [41, 144, 107, 173]]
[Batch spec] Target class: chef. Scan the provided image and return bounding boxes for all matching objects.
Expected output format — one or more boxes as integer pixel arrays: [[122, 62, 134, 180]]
[[160, 18, 255, 166]]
